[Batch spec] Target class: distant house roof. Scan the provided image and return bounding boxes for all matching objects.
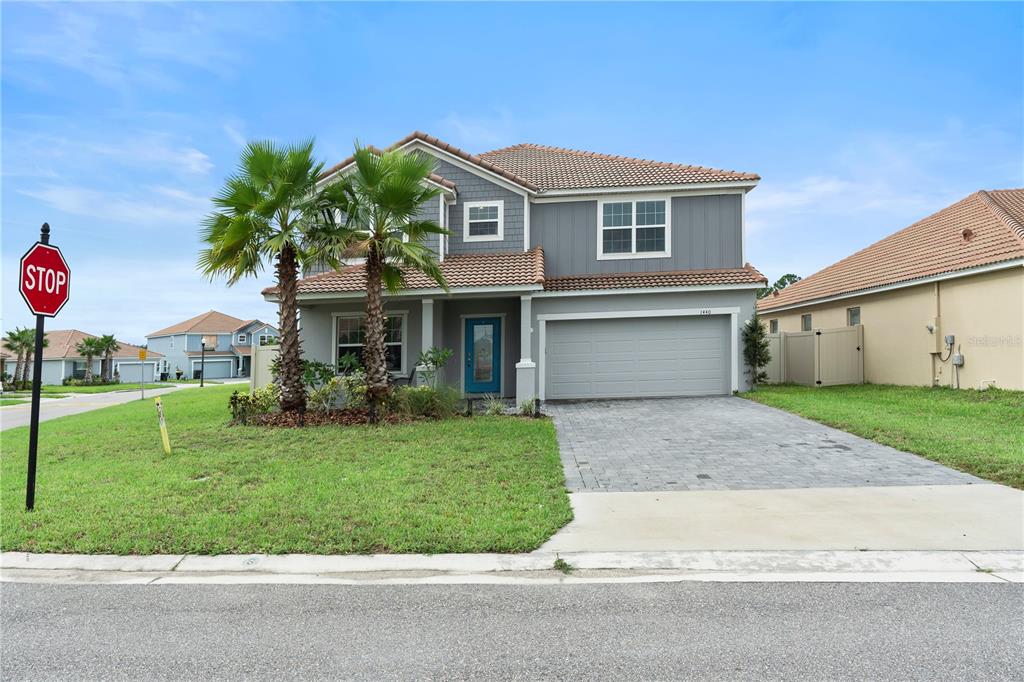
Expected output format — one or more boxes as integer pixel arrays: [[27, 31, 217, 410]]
[[759, 189, 1024, 313], [320, 131, 759, 194], [265, 248, 547, 297], [543, 265, 767, 292], [148, 311, 251, 338], [39, 330, 163, 361]]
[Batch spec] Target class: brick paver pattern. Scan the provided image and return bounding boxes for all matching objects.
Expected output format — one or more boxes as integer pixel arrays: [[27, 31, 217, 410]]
[[546, 397, 984, 492]]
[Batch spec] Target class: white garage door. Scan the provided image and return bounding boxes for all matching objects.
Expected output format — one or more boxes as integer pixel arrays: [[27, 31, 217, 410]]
[[545, 315, 730, 399], [116, 362, 155, 383]]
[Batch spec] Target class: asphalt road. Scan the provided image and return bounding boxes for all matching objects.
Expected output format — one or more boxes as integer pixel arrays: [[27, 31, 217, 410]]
[[2, 582, 1022, 680]]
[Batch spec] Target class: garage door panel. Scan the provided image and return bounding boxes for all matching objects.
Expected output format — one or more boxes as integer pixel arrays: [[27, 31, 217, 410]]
[[545, 315, 730, 399]]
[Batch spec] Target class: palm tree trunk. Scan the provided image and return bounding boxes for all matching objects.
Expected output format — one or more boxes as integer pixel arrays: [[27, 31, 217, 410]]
[[363, 245, 388, 425], [84, 355, 94, 383], [276, 243, 306, 415], [13, 352, 24, 387], [21, 351, 31, 386]]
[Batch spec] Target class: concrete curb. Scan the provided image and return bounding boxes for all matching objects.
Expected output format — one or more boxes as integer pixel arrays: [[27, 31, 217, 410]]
[[2, 550, 1021, 584]]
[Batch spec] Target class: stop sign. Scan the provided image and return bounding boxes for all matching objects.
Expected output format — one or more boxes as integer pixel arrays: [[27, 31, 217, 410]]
[[19, 242, 71, 317]]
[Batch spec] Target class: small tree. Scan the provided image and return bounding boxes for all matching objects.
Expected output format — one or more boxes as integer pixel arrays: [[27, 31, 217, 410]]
[[742, 312, 772, 390], [97, 334, 121, 382], [75, 337, 104, 383]]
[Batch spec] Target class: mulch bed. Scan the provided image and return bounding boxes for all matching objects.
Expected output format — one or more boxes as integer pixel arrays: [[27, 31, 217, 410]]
[[249, 408, 414, 427]]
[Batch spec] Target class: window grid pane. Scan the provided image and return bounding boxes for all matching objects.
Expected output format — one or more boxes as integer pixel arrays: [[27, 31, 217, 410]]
[[635, 226, 665, 252], [602, 202, 632, 228], [602, 228, 632, 253], [468, 205, 498, 221], [636, 201, 665, 226], [468, 220, 498, 236]]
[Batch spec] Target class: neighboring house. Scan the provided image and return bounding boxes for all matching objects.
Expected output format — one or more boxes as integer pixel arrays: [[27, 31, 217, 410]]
[[264, 131, 767, 403], [24, 330, 163, 385], [146, 311, 278, 379], [759, 189, 1024, 391]]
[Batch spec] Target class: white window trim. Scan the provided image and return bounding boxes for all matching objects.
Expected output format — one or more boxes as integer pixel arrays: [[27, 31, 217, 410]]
[[237, 334, 247, 344], [596, 196, 672, 260], [801, 314, 813, 331], [536, 307, 740, 400], [257, 333, 276, 346], [463, 200, 505, 243], [331, 310, 409, 376], [846, 307, 861, 327]]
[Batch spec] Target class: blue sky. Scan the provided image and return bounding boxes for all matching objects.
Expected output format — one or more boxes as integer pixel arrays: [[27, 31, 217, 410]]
[[3, 2, 1021, 343]]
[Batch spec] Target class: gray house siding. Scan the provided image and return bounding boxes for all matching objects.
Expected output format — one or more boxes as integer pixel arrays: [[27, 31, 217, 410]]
[[531, 193, 743, 278], [430, 158, 524, 255]]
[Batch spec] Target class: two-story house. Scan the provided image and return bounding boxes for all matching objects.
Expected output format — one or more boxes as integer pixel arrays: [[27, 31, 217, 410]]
[[263, 131, 766, 404], [146, 311, 278, 379]]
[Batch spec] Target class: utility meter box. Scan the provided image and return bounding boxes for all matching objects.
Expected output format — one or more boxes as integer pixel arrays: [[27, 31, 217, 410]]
[[952, 352, 964, 367]]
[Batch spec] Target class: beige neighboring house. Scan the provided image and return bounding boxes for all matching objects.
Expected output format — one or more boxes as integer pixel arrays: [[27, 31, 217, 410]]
[[26, 330, 164, 385], [758, 189, 1024, 391]]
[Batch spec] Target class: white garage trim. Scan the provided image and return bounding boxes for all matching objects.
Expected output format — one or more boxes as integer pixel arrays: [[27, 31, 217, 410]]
[[190, 358, 235, 376], [113, 361, 159, 382], [537, 307, 740, 400]]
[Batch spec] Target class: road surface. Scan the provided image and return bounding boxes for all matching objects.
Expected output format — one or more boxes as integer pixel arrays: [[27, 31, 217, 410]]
[[2, 582, 1021, 680]]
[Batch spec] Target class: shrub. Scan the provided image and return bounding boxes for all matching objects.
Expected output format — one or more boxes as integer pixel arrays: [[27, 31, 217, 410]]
[[339, 369, 368, 409], [519, 398, 536, 417], [482, 394, 507, 416], [742, 312, 772, 389], [415, 346, 454, 388], [308, 376, 343, 413], [63, 377, 117, 387], [393, 385, 461, 419], [229, 384, 281, 425]]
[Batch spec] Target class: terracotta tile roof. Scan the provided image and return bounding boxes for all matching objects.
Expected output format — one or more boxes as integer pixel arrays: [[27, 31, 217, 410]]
[[543, 265, 767, 292], [265, 248, 546, 296], [148, 311, 249, 338], [479, 143, 760, 191], [759, 189, 1024, 312], [230, 345, 252, 355], [320, 132, 533, 191], [37, 330, 163, 360]]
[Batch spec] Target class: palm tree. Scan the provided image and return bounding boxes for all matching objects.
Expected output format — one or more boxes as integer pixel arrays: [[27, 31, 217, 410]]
[[321, 145, 449, 423], [199, 139, 347, 414], [96, 334, 120, 382], [75, 337, 104, 383], [19, 329, 48, 387], [3, 328, 27, 386]]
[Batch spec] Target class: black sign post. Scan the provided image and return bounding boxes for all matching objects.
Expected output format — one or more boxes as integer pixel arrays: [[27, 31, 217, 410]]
[[19, 223, 71, 511]]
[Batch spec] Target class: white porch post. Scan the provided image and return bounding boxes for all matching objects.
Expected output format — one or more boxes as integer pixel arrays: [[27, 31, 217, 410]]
[[515, 295, 537, 406], [417, 298, 434, 385]]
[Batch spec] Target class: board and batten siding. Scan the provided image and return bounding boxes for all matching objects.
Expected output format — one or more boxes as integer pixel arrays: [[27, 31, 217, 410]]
[[531, 194, 743, 278], [431, 158, 524, 255]]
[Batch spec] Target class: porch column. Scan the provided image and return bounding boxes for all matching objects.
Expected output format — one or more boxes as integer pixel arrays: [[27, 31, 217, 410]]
[[416, 298, 434, 386], [515, 295, 537, 406]]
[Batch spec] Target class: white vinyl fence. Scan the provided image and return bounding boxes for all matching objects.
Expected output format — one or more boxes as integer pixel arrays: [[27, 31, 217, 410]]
[[250, 344, 279, 390], [764, 325, 864, 387]]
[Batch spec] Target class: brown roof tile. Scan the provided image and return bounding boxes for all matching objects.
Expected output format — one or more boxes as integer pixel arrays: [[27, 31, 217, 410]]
[[265, 248, 546, 296], [759, 189, 1024, 312], [479, 143, 760, 191], [37, 330, 163, 360], [148, 311, 250, 338], [320, 132, 536, 191], [543, 265, 767, 292]]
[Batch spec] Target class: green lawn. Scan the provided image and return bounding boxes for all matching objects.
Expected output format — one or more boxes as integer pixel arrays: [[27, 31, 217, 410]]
[[742, 384, 1024, 489], [0, 399, 27, 407], [0, 384, 572, 555], [44, 383, 165, 394]]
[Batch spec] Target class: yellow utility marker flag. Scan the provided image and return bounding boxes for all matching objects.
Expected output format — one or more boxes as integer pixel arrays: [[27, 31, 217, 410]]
[[154, 397, 171, 455]]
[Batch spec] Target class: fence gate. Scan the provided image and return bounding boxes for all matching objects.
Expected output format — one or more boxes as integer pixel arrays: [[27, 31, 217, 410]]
[[764, 325, 863, 387], [250, 344, 280, 390]]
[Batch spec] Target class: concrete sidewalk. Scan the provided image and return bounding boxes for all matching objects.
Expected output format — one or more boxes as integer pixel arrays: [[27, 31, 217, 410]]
[[2, 550, 1021, 585], [542, 484, 1024, 552]]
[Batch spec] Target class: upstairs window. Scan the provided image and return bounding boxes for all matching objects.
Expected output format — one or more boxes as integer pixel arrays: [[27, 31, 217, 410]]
[[237, 334, 247, 344], [801, 314, 812, 331], [463, 200, 504, 242], [769, 319, 779, 334], [598, 198, 670, 259], [847, 307, 861, 326]]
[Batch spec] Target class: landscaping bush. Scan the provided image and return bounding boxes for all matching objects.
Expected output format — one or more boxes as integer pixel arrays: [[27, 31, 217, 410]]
[[393, 385, 461, 419], [416, 346, 454, 388], [62, 377, 117, 387], [482, 394, 507, 416], [519, 398, 537, 417], [228, 384, 280, 425], [308, 376, 343, 413], [339, 369, 368, 409]]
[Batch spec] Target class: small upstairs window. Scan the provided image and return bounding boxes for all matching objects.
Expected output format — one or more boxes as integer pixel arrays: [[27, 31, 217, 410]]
[[237, 334, 247, 344], [769, 319, 779, 334], [847, 307, 861, 326], [801, 314, 812, 331], [463, 201, 504, 242]]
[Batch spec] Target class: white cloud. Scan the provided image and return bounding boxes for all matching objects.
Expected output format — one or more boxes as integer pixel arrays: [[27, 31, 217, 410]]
[[18, 184, 210, 229], [223, 122, 247, 148], [439, 110, 519, 150]]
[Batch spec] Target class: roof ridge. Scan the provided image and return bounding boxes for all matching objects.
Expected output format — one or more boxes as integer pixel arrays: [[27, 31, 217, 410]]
[[978, 189, 1024, 244], [481, 142, 760, 180], [545, 266, 759, 282]]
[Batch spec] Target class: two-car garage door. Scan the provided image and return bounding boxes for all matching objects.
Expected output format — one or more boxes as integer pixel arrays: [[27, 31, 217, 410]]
[[544, 315, 731, 399]]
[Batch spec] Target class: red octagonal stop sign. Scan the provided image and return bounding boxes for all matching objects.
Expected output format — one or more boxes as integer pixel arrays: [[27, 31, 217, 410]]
[[19, 242, 71, 317]]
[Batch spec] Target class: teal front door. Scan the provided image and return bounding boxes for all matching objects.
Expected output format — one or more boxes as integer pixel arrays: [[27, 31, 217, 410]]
[[464, 317, 501, 394]]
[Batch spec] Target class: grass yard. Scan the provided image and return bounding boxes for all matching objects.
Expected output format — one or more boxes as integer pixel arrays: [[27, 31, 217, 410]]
[[742, 384, 1024, 489], [0, 384, 572, 555], [0, 399, 27, 407], [41, 383, 165, 394]]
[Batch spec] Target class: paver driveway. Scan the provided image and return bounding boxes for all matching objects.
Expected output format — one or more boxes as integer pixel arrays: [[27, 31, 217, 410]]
[[546, 397, 983, 492]]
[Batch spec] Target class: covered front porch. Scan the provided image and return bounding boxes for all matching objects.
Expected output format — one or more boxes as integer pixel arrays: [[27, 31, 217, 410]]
[[298, 292, 538, 402]]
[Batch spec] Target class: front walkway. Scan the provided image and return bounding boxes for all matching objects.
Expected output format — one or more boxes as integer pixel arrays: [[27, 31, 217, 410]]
[[545, 397, 983, 492]]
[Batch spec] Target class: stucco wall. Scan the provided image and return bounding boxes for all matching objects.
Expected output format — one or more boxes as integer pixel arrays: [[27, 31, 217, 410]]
[[761, 266, 1023, 390]]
